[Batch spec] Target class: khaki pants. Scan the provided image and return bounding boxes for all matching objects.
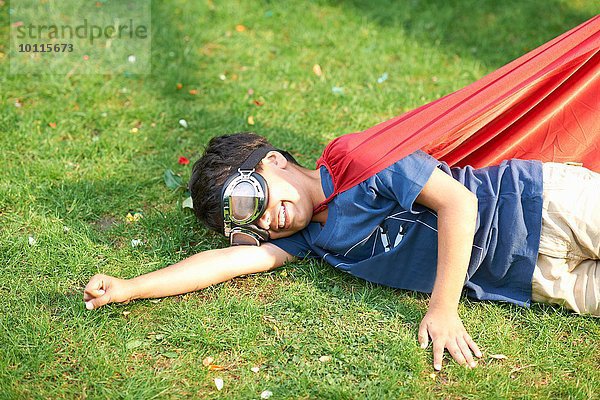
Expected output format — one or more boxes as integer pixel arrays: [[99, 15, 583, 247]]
[[531, 163, 600, 316]]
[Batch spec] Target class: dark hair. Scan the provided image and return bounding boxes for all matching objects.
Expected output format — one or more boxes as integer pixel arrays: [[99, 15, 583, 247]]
[[189, 132, 298, 233]]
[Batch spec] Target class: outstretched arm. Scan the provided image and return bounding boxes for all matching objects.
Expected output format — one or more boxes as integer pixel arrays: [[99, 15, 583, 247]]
[[83, 243, 293, 310], [415, 168, 482, 370]]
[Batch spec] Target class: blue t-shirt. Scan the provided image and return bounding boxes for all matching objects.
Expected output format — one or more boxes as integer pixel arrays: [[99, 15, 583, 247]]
[[271, 151, 544, 306]]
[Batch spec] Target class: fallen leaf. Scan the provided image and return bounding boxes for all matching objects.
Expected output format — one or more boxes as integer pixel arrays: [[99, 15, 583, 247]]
[[312, 64, 323, 77], [208, 365, 226, 371], [126, 212, 143, 223], [48, 122, 57, 128], [164, 169, 184, 189], [235, 24, 246, 32], [178, 119, 188, 128], [261, 390, 273, 399], [247, 116, 255, 125], [126, 340, 144, 350], [122, 311, 131, 316], [319, 355, 331, 363], [377, 72, 389, 84], [490, 354, 508, 360], [178, 156, 190, 165], [28, 236, 36, 246], [149, 299, 161, 304], [214, 378, 224, 391], [176, 83, 183, 90], [182, 196, 194, 209], [202, 356, 214, 366], [253, 100, 264, 106]]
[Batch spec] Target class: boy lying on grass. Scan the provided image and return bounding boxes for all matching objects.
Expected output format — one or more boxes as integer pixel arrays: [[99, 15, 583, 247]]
[[84, 132, 600, 371]]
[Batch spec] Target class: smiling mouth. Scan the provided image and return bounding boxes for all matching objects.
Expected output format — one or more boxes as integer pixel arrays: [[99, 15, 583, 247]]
[[278, 202, 287, 229]]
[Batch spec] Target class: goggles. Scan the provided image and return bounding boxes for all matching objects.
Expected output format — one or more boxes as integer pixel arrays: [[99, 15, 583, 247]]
[[221, 146, 279, 246]]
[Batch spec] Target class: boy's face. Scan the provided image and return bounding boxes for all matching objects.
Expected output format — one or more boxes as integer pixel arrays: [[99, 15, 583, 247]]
[[252, 152, 316, 240]]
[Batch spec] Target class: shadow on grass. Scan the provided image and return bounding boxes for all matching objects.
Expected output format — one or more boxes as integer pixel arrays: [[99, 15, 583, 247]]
[[323, 0, 594, 68], [289, 258, 427, 325]]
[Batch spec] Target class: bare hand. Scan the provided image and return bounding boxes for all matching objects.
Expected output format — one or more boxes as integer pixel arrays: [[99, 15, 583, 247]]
[[83, 274, 131, 310], [418, 309, 482, 370]]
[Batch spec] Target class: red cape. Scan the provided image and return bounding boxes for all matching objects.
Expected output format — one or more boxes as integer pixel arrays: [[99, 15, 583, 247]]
[[316, 15, 600, 213]]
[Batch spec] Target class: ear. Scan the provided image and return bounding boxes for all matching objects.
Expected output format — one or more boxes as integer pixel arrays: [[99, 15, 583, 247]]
[[261, 151, 288, 169]]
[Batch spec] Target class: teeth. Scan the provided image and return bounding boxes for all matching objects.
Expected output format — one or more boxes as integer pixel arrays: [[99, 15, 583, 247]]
[[278, 204, 286, 229]]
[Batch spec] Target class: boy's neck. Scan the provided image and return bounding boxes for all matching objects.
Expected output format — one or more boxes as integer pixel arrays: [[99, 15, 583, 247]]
[[301, 167, 328, 224]]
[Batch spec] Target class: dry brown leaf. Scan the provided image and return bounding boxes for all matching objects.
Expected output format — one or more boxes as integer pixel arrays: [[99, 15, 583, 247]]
[[312, 64, 323, 77], [489, 354, 508, 360], [202, 356, 214, 366]]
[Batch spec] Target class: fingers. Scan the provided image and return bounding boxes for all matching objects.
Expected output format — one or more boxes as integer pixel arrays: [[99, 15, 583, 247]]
[[420, 327, 482, 370], [83, 288, 106, 302], [456, 337, 476, 368], [464, 333, 482, 358], [83, 275, 105, 300], [85, 292, 111, 310], [83, 274, 110, 309], [432, 339, 445, 371], [418, 320, 429, 349]]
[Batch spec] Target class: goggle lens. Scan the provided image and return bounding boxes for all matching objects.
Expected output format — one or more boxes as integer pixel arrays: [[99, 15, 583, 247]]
[[230, 181, 259, 222]]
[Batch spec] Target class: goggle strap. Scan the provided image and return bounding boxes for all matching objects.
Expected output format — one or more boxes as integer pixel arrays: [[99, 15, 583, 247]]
[[239, 146, 278, 171]]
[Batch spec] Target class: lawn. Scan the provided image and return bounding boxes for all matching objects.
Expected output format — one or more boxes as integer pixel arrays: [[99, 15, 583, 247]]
[[1, 0, 599, 398]]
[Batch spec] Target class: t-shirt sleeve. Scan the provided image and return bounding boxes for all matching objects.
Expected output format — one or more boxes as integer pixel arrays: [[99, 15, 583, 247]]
[[269, 227, 317, 259], [374, 150, 441, 212]]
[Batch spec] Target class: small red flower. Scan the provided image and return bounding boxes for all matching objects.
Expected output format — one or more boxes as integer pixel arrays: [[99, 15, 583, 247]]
[[178, 156, 190, 165]]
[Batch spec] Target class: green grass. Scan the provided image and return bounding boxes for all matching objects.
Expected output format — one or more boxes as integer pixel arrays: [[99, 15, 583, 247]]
[[1, 0, 599, 398]]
